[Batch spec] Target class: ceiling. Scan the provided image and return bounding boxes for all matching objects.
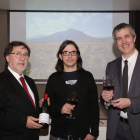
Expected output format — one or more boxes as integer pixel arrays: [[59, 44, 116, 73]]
[[0, 0, 140, 11]]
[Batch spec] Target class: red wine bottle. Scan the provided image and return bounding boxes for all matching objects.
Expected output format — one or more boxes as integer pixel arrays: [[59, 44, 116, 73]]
[[39, 94, 50, 129]]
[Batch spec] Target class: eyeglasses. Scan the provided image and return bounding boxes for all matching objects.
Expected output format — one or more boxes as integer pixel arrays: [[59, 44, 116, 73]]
[[10, 52, 29, 59], [62, 51, 77, 56]]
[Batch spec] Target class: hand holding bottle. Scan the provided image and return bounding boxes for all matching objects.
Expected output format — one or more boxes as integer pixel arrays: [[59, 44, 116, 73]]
[[39, 96, 50, 108], [26, 116, 43, 129], [39, 94, 50, 129]]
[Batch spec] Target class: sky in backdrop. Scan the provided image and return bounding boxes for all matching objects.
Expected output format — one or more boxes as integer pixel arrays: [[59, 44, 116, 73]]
[[26, 12, 112, 38]]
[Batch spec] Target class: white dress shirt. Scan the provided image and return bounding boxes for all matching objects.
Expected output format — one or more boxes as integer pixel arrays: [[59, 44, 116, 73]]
[[8, 66, 36, 105], [120, 49, 138, 118]]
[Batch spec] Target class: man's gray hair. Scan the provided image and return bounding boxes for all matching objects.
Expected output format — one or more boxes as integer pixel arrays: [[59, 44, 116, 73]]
[[112, 23, 136, 41]]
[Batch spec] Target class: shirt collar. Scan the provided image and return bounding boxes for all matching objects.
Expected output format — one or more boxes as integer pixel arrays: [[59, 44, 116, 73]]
[[122, 49, 138, 64], [8, 66, 24, 80]]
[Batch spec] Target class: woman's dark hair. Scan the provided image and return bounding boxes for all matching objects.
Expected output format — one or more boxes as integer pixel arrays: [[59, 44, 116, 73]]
[[55, 40, 84, 72], [4, 41, 31, 63]]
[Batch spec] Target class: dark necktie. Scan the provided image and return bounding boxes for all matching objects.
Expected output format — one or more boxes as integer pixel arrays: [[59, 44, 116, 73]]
[[20, 77, 36, 110], [122, 60, 128, 112]]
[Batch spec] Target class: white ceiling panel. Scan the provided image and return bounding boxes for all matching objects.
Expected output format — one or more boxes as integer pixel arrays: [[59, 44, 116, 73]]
[[0, 0, 140, 11]]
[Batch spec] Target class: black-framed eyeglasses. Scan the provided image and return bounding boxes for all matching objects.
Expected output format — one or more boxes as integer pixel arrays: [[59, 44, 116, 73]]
[[62, 51, 77, 56], [10, 52, 29, 59]]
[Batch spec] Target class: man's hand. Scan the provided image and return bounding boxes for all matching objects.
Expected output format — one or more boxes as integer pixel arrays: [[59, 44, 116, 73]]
[[112, 98, 131, 109], [39, 97, 50, 108], [26, 116, 43, 129], [61, 103, 75, 114], [101, 90, 113, 104], [84, 134, 95, 140]]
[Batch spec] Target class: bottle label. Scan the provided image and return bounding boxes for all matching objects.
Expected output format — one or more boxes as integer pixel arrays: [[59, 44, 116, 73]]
[[39, 113, 50, 124]]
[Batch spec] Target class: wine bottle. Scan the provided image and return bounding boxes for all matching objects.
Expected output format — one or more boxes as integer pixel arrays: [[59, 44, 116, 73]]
[[39, 94, 50, 129]]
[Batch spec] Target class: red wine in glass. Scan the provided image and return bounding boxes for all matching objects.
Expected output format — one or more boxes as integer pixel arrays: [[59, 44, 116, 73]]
[[104, 85, 114, 91], [68, 99, 78, 105], [103, 75, 114, 102], [66, 90, 78, 119]]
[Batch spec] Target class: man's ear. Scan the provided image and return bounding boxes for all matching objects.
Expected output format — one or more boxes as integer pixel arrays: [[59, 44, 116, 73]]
[[6, 55, 10, 63], [59, 53, 62, 60], [114, 41, 118, 47], [134, 36, 136, 43]]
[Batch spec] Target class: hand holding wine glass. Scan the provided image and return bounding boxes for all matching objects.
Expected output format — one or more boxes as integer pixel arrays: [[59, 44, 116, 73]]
[[103, 75, 114, 104], [66, 90, 78, 119]]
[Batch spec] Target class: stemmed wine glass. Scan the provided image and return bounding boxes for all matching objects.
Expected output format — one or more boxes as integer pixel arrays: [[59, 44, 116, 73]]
[[103, 75, 114, 103], [66, 90, 78, 119]]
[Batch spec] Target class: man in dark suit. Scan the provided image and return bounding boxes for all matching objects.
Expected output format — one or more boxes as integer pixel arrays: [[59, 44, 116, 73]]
[[0, 41, 42, 140], [101, 23, 140, 140]]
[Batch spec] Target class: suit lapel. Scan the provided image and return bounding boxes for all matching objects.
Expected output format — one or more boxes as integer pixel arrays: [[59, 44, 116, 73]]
[[115, 57, 123, 98], [128, 53, 140, 96], [116, 58, 122, 88], [4, 69, 36, 110]]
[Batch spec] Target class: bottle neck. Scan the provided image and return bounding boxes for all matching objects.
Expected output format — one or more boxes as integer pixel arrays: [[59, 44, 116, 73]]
[[44, 94, 48, 99]]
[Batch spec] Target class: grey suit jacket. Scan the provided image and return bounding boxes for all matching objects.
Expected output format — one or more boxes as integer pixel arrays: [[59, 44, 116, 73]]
[[101, 53, 140, 140]]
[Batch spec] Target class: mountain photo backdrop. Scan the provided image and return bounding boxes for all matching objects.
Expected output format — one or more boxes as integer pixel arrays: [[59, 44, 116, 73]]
[[26, 12, 117, 79]]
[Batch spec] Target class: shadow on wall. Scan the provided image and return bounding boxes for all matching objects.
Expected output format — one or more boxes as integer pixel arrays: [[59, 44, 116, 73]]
[[112, 42, 121, 58]]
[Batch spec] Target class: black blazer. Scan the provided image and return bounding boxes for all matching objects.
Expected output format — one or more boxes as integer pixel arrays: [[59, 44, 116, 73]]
[[0, 69, 40, 140]]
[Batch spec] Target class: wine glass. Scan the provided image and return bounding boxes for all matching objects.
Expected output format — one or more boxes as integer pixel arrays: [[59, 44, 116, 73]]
[[103, 75, 114, 103], [66, 90, 78, 119]]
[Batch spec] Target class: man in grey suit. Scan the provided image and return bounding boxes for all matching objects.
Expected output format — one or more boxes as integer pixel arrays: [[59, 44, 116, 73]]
[[101, 23, 140, 140]]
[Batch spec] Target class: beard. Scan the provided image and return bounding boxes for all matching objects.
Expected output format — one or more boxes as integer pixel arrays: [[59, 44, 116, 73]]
[[15, 67, 26, 73], [15, 62, 27, 72]]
